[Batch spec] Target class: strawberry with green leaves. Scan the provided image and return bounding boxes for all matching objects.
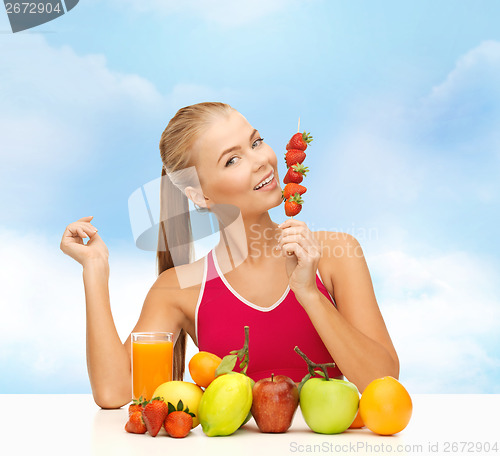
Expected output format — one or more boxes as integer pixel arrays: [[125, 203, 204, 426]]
[[286, 131, 313, 151], [128, 396, 147, 417], [125, 411, 147, 434], [284, 149, 307, 168], [142, 397, 168, 437], [283, 163, 309, 184], [285, 194, 304, 216], [164, 399, 195, 438], [283, 183, 307, 200]]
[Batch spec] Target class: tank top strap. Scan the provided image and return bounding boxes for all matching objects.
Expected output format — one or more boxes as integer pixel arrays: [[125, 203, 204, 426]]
[[205, 248, 220, 282]]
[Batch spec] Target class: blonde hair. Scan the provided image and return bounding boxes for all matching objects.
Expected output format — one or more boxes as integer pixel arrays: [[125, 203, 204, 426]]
[[158, 101, 235, 381]]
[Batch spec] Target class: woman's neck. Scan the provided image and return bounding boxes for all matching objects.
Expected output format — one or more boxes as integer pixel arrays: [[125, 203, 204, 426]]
[[213, 210, 281, 270]]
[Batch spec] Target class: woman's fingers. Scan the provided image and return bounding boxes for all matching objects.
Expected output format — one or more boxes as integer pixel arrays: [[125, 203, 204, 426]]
[[77, 216, 94, 222]]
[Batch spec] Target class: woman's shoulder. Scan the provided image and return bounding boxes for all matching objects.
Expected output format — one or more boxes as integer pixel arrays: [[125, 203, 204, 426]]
[[156, 255, 206, 291], [313, 230, 361, 255]]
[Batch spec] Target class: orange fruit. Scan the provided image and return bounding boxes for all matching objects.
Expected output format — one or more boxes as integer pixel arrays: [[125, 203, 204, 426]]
[[359, 376, 412, 435], [348, 409, 365, 429], [188, 351, 222, 388]]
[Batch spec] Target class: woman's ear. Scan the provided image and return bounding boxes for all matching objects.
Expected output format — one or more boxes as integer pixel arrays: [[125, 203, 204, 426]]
[[184, 186, 209, 208]]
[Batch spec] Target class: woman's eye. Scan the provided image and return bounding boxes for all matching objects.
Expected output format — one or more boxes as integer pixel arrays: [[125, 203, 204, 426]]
[[225, 138, 264, 167], [225, 156, 238, 166], [252, 137, 264, 148]]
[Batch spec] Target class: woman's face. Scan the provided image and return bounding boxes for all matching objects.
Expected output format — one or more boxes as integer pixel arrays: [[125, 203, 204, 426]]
[[191, 110, 282, 214]]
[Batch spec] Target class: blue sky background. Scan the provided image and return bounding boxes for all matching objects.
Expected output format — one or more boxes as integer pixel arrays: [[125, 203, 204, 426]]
[[1, 0, 499, 394]]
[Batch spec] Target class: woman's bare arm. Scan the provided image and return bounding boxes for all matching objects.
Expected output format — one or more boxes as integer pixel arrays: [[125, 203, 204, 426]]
[[85, 265, 185, 409]]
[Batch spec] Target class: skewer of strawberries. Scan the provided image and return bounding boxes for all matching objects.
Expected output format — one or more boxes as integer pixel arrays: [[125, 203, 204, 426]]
[[283, 118, 312, 217]]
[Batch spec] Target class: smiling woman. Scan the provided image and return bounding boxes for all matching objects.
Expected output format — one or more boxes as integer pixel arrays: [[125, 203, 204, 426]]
[[60, 102, 399, 409]]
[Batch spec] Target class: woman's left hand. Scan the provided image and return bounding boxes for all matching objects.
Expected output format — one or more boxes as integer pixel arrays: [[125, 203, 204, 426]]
[[277, 218, 321, 299]]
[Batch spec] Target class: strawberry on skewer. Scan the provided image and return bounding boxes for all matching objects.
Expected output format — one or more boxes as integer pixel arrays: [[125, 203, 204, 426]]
[[285, 194, 304, 217], [282, 117, 311, 238], [283, 183, 307, 200], [283, 163, 309, 184], [286, 131, 313, 151], [284, 149, 307, 167]]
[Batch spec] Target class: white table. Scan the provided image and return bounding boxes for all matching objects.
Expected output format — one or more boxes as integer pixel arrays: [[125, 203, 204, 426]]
[[1, 394, 499, 455]]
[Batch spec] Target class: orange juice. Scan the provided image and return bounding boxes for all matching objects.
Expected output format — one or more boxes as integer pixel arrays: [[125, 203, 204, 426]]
[[132, 333, 173, 401]]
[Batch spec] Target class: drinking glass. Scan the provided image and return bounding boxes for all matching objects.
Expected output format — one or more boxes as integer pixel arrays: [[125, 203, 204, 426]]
[[131, 332, 173, 401]]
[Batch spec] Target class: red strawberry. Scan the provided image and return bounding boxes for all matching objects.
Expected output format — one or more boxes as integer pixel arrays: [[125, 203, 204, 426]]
[[285, 194, 303, 216], [142, 397, 168, 437], [286, 131, 313, 151], [125, 411, 147, 434], [128, 396, 147, 417], [284, 149, 306, 167], [164, 411, 193, 438], [283, 183, 307, 200], [283, 163, 309, 184]]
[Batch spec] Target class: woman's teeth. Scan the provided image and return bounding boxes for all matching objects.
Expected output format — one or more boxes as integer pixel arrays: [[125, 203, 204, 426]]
[[254, 173, 274, 190]]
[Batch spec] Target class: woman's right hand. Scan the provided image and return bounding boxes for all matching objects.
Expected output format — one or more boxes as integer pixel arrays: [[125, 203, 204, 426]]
[[60, 216, 109, 268]]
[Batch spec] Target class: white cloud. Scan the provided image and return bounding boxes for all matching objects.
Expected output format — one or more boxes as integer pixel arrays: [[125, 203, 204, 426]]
[[370, 248, 500, 393], [112, 0, 316, 27], [0, 33, 164, 223], [0, 32, 246, 225]]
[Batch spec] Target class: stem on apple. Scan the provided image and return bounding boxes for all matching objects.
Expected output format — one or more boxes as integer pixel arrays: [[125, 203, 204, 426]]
[[294, 346, 336, 381], [235, 325, 250, 374]]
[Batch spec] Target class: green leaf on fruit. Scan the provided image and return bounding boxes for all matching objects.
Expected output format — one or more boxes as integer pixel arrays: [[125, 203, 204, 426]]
[[176, 399, 184, 411], [315, 370, 326, 378], [215, 354, 238, 377], [167, 401, 176, 414]]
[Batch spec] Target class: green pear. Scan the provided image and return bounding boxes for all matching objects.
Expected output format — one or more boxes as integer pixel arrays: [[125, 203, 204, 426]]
[[198, 372, 253, 436]]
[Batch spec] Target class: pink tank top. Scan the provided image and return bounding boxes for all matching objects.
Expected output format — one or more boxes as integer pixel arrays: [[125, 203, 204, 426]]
[[195, 248, 344, 383]]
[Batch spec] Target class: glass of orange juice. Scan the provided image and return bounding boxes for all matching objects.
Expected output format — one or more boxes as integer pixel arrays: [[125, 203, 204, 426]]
[[131, 332, 173, 401]]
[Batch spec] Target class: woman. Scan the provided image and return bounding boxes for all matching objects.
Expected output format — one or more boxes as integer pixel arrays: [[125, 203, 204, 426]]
[[60, 102, 399, 409]]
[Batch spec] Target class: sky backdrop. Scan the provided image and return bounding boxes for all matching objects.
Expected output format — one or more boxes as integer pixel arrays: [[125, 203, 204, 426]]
[[1, 0, 499, 394]]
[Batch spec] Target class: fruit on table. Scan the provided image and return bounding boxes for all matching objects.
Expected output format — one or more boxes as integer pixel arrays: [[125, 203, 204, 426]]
[[198, 372, 253, 436], [251, 373, 299, 433], [153, 381, 204, 428], [142, 397, 168, 437], [299, 378, 359, 434], [285, 194, 304, 217], [348, 409, 365, 429], [239, 376, 255, 428], [283, 163, 309, 184], [128, 396, 147, 417], [359, 376, 412, 435], [285, 149, 306, 167], [286, 131, 313, 151], [164, 411, 193, 438], [125, 411, 147, 434], [188, 351, 222, 389]]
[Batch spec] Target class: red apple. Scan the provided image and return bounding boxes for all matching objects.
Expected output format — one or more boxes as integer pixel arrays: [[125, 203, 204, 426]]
[[251, 374, 299, 433]]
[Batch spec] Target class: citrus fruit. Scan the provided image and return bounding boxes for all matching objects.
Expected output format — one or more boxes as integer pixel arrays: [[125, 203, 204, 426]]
[[359, 376, 412, 435], [153, 381, 204, 428], [348, 409, 365, 429], [188, 351, 222, 388]]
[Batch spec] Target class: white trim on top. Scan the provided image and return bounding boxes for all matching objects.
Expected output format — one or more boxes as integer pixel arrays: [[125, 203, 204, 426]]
[[194, 253, 208, 346], [211, 248, 290, 312], [316, 267, 337, 306]]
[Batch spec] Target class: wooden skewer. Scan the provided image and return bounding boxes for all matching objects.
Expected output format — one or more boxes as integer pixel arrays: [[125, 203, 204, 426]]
[[297, 116, 300, 134]]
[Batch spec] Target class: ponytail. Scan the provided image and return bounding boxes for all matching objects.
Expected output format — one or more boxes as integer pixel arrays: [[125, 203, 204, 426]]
[[156, 167, 194, 381]]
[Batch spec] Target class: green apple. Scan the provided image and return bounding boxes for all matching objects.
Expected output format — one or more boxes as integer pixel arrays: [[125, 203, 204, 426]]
[[299, 377, 359, 434]]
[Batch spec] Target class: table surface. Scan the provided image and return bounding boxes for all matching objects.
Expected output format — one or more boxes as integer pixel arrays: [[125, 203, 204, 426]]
[[1, 394, 499, 456]]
